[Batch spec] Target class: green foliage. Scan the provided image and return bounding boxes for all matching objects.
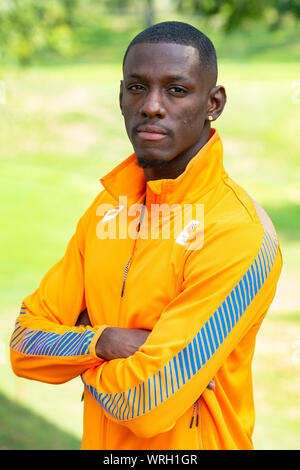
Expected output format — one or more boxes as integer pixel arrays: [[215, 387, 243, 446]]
[[176, 0, 300, 32], [0, 0, 78, 65], [1, 0, 299, 65]]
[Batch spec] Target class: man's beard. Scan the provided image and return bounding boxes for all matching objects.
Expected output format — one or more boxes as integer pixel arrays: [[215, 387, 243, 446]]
[[137, 156, 167, 169]]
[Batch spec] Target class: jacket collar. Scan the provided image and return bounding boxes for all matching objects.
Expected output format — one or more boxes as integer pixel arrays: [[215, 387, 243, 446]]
[[100, 128, 227, 206]]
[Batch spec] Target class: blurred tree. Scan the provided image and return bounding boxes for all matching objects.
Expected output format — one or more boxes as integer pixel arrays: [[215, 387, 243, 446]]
[[0, 0, 78, 65], [268, 0, 300, 29], [102, 0, 300, 31], [176, 0, 300, 32], [145, 0, 155, 28], [1, 0, 299, 65], [103, 0, 155, 27]]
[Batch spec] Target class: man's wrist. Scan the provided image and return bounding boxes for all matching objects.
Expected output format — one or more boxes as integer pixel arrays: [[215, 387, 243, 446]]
[[88, 325, 110, 360], [95, 327, 112, 359]]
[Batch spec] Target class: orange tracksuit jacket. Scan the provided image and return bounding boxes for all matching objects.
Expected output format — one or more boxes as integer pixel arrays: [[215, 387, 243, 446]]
[[10, 129, 282, 450]]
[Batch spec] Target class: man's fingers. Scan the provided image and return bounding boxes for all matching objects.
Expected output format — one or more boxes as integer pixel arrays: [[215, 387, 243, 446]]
[[206, 380, 215, 390]]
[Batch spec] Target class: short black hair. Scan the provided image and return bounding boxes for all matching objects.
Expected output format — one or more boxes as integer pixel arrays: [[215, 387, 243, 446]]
[[123, 21, 217, 80]]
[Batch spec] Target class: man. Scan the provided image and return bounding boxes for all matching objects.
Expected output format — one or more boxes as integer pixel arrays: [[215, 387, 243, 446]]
[[10, 21, 282, 450]]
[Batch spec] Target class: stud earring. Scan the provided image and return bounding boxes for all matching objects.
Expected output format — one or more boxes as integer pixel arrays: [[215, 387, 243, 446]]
[[208, 115, 213, 121]]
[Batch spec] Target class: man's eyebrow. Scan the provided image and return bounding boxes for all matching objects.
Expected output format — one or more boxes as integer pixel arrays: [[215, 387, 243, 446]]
[[166, 75, 190, 82], [127, 73, 143, 79], [125, 73, 191, 81]]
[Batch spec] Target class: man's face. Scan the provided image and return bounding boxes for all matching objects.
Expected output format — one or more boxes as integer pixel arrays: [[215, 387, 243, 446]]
[[120, 42, 216, 168]]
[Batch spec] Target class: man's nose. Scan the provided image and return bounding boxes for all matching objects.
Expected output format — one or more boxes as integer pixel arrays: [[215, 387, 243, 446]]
[[140, 90, 166, 118]]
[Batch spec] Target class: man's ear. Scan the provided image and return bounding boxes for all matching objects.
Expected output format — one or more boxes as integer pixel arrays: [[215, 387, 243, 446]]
[[119, 80, 124, 115], [206, 85, 226, 122]]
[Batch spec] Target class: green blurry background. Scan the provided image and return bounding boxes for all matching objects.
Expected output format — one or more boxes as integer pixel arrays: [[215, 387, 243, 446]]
[[0, 0, 300, 450]]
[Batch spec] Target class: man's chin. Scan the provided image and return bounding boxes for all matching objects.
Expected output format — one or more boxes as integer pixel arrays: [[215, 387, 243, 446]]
[[136, 156, 167, 169]]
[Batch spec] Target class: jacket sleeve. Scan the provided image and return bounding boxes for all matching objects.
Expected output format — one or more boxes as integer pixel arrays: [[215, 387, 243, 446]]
[[81, 222, 283, 438], [10, 205, 106, 384]]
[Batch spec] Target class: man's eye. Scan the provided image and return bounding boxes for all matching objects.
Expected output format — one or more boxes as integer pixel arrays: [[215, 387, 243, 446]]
[[128, 84, 144, 92], [168, 86, 187, 95]]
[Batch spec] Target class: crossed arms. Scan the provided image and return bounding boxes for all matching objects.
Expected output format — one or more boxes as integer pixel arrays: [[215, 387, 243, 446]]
[[10, 208, 282, 437], [75, 308, 215, 390]]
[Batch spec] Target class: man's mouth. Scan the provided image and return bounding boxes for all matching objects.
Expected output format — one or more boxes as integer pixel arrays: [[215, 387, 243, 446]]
[[137, 125, 167, 141]]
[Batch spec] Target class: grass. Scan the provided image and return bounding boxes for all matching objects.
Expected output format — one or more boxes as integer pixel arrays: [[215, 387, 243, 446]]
[[0, 17, 299, 449], [0, 391, 81, 450], [252, 313, 300, 449]]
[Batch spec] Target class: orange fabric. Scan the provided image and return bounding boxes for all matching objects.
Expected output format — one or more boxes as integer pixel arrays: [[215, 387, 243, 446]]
[[10, 129, 282, 449]]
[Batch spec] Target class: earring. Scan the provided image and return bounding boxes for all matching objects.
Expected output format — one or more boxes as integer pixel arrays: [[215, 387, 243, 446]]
[[208, 115, 213, 121]]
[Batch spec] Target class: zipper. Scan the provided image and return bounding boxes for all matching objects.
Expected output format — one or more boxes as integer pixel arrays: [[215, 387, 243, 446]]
[[120, 238, 139, 299], [118, 199, 146, 326], [103, 198, 146, 449]]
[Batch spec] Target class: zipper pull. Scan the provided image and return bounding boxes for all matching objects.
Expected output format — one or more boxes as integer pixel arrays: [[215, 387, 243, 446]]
[[189, 401, 196, 428], [189, 399, 199, 428], [121, 260, 131, 297]]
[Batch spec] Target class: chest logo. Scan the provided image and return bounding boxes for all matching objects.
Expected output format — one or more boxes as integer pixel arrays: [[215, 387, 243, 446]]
[[176, 220, 200, 246], [102, 205, 124, 223]]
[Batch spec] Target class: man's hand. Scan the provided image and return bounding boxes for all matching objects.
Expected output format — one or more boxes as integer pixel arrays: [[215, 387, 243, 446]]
[[76, 309, 91, 327], [75, 309, 215, 389], [76, 309, 150, 360], [95, 326, 151, 361]]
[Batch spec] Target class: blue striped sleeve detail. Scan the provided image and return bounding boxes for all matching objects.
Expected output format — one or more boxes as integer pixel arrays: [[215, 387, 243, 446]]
[[164, 366, 169, 399], [192, 336, 201, 370], [20, 303, 27, 314], [188, 342, 196, 375], [213, 310, 224, 343], [131, 387, 136, 418], [196, 331, 206, 364], [209, 316, 219, 349], [82, 231, 279, 421], [10, 307, 95, 358], [136, 384, 141, 417], [201, 326, 211, 360], [183, 347, 191, 380], [153, 374, 157, 408], [173, 356, 180, 390], [169, 361, 174, 395], [142, 382, 146, 414], [158, 370, 163, 404], [178, 351, 186, 385]]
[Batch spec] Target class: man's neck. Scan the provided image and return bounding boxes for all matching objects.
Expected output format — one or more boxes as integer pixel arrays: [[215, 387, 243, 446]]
[[142, 125, 211, 182]]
